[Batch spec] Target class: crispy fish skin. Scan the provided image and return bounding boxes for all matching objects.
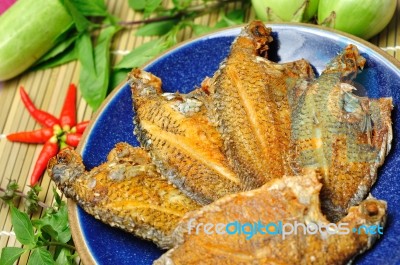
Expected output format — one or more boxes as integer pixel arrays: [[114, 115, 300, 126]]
[[288, 44, 393, 221], [130, 69, 243, 205], [47, 143, 200, 249], [154, 174, 387, 265], [208, 21, 315, 189]]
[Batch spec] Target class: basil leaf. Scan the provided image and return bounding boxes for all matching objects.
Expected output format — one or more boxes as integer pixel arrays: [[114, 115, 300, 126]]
[[61, 0, 91, 32], [79, 23, 121, 110], [0, 247, 26, 265], [28, 247, 54, 265], [76, 32, 96, 76], [108, 68, 130, 94], [172, 0, 192, 10], [143, 0, 163, 17], [114, 39, 167, 69], [128, 0, 145, 10], [10, 206, 36, 247], [214, 9, 245, 29], [128, 0, 162, 15], [55, 248, 71, 265], [53, 188, 62, 207], [33, 203, 71, 244], [32, 45, 77, 71], [136, 20, 177, 36], [192, 24, 212, 36], [35, 34, 78, 65], [69, 0, 107, 17]]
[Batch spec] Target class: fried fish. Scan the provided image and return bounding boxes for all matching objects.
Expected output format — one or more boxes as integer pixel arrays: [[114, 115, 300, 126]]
[[47, 143, 200, 249], [129, 69, 243, 205], [154, 173, 387, 265], [207, 21, 315, 189], [287, 44, 393, 221], [47, 21, 392, 263]]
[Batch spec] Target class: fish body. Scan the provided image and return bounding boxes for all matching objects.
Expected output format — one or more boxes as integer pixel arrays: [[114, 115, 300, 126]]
[[47, 143, 200, 249], [130, 69, 243, 205], [288, 44, 393, 221], [47, 21, 393, 262], [208, 21, 315, 188], [154, 174, 387, 265]]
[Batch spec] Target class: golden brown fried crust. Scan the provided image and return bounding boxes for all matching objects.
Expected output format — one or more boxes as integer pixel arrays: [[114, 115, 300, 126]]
[[287, 44, 393, 221], [47, 143, 200, 249], [154, 174, 387, 265], [130, 69, 244, 205], [208, 21, 315, 189]]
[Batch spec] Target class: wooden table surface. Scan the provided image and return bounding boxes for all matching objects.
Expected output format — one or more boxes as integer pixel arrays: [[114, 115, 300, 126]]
[[0, 0, 399, 264]]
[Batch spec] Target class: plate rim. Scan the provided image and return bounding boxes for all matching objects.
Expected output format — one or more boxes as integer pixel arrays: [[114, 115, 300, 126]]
[[67, 21, 400, 265]]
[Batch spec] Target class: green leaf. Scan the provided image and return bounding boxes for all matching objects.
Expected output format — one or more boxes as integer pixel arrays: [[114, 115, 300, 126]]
[[55, 248, 72, 265], [10, 206, 36, 247], [128, 0, 145, 10], [214, 9, 245, 29], [143, 0, 163, 17], [76, 32, 96, 76], [114, 39, 167, 69], [35, 34, 78, 65], [28, 247, 55, 265], [0, 180, 19, 205], [172, 0, 192, 10], [24, 185, 42, 214], [79, 22, 121, 110], [53, 188, 62, 207], [192, 24, 212, 36], [128, 0, 163, 15], [69, 0, 107, 16], [32, 45, 77, 71], [136, 20, 177, 36], [33, 203, 71, 244], [0, 247, 26, 265], [61, 0, 91, 32], [108, 68, 130, 94]]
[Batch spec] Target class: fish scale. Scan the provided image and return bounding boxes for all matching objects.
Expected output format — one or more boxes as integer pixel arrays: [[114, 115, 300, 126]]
[[288, 45, 392, 221], [47, 142, 200, 249], [47, 21, 393, 261], [130, 68, 243, 205], [155, 174, 387, 265], [209, 22, 315, 189]]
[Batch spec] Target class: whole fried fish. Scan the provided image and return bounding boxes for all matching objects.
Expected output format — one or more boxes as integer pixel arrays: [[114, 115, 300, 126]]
[[207, 21, 315, 189], [47, 143, 200, 249], [154, 173, 387, 265], [288, 44, 393, 221], [130, 69, 243, 205]]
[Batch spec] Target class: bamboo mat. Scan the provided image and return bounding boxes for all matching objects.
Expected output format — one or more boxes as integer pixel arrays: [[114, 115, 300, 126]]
[[0, 0, 399, 264]]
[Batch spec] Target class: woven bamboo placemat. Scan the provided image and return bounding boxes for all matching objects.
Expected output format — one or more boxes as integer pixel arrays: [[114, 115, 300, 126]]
[[0, 0, 399, 264]]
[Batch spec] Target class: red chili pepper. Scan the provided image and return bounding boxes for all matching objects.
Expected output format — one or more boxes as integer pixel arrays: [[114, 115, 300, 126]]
[[6, 127, 54, 144], [19, 86, 60, 128], [72, 120, 90, 134], [30, 137, 59, 186], [59, 83, 77, 130], [63, 133, 82, 147]]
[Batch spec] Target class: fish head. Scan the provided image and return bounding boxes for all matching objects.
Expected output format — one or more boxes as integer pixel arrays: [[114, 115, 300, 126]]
[[47, 147, 85, 186], [238, 20, 273, 57], [129, 68, 162, 98]]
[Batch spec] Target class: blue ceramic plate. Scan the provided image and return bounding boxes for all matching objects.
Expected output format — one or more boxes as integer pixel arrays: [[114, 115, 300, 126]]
[[70, 23, 400, 265]]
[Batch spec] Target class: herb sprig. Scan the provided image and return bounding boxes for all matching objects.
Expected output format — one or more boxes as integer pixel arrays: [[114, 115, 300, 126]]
[[30, 0, 249, 110], [0, 181, 76, 265]]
